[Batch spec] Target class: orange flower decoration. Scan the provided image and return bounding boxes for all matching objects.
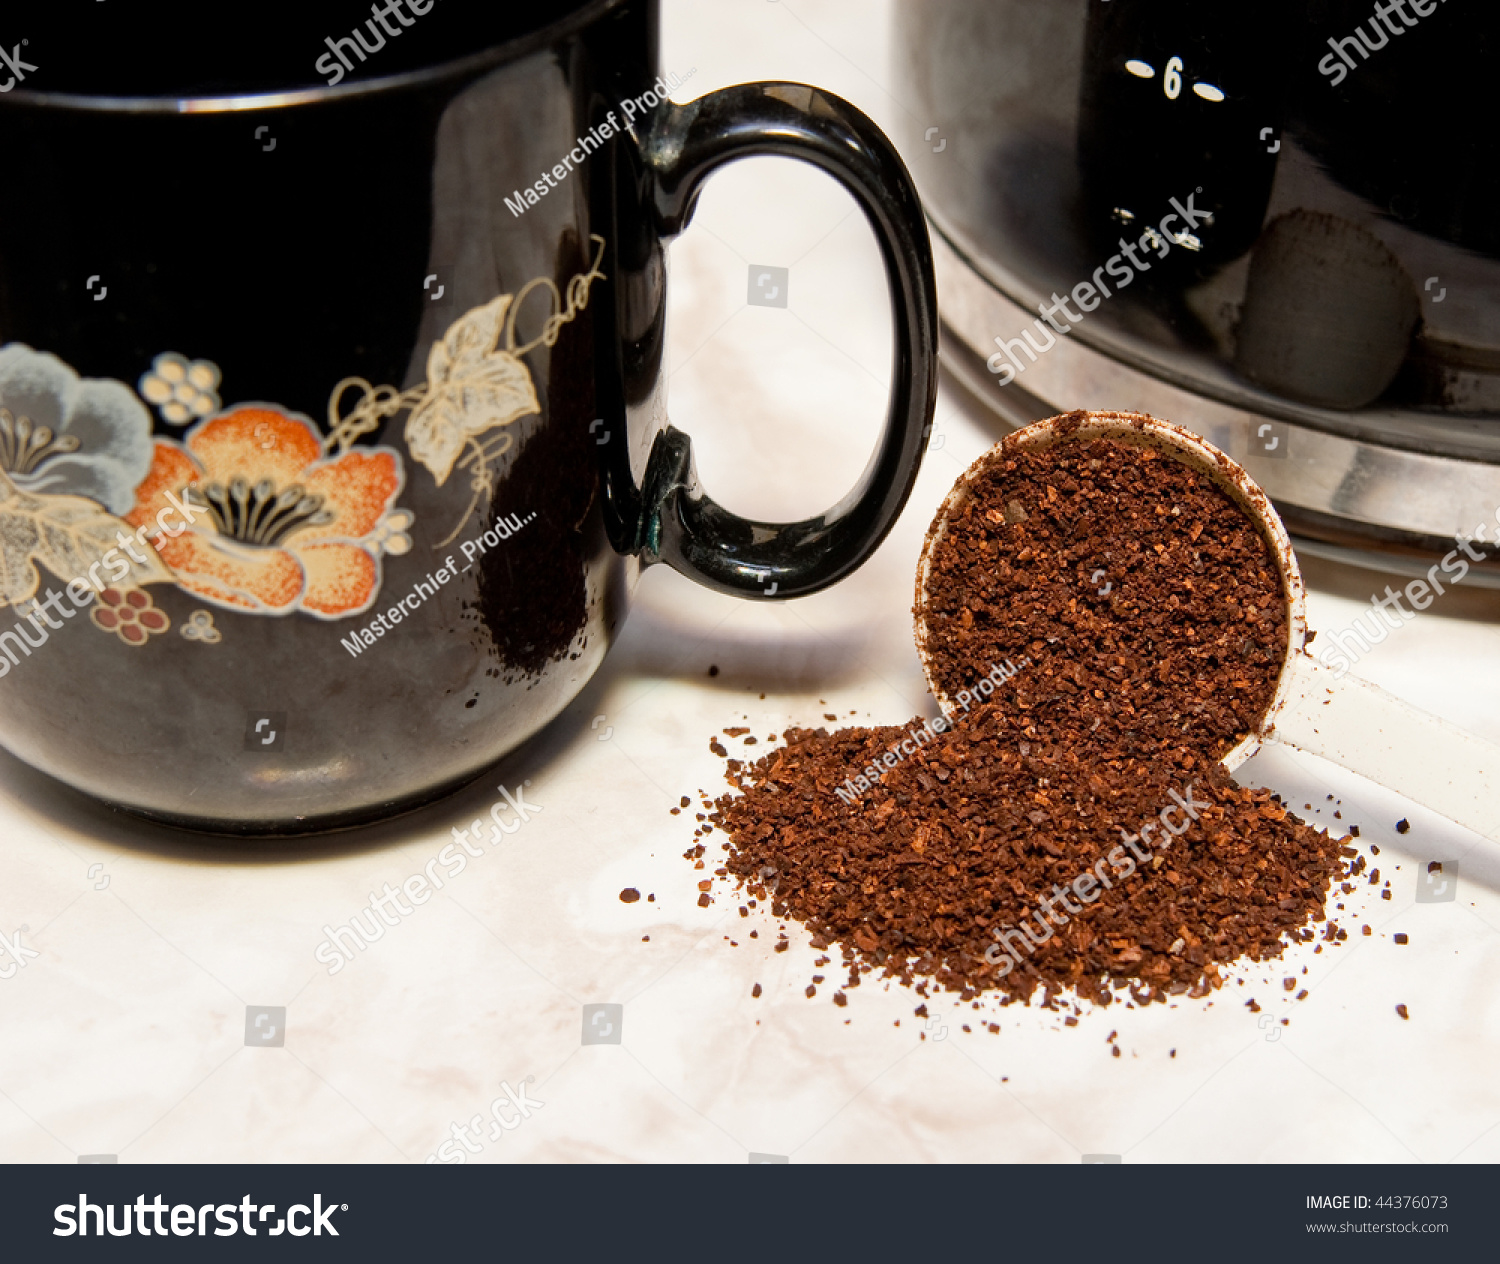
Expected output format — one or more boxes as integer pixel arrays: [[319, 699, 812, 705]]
[[125, 408, 404, 619]]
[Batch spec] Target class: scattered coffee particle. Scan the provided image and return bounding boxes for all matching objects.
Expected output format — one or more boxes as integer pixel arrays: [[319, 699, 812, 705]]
[[824, 713, 838, 722], [1396, 1003, 1409, 1020], [724, 727, 749, 738], [1350, 825, 1359, 837], [619, 888, 640, 903], [774, 940, 788, 953], [1361, 925, 1371, 935], [833, 992, 847, 1007], [1064, 1016, 1078, 1027], [1283, 978, 1297, 991], [1394, 933, 1408, 944], [805, 985, 816, 998], [1395, 818, 1410, 834], [1111, 1045, 1121, 1058], [1370, 844, 1380, 855], [681, 795, 691, 808], [709, 738, 727, 757], [744, 737, 758, 746], [697, 893, 711, 908], [670, 807, 680, 815], [648, 894, 655, 902], [708, 665, 719, 677], [1247, 998, 1261, 1012], [751, 983, 762, 997], [1170, 1049, 1176, 1058], [641, 935, 649, 942], [1296, 989, 1308, 1001]]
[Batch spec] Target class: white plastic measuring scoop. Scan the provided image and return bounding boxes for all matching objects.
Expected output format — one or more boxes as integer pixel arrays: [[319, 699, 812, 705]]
[[914, 411, 1500, 844]]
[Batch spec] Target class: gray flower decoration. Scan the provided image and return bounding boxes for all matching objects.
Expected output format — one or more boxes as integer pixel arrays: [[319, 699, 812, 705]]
[[0, 343, 154, 515]]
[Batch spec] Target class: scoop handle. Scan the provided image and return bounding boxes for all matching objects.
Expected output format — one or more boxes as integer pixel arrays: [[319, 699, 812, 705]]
[[1271, 657, 1500, 842]]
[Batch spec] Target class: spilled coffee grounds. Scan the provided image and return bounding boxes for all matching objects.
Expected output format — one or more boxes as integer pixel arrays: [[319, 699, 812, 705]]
[[698, 423, 1350, 1005], [713, 712, 1350, 1005]]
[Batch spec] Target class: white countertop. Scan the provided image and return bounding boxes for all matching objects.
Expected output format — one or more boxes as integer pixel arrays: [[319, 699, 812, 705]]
[[3, 0, 1499, 1164]]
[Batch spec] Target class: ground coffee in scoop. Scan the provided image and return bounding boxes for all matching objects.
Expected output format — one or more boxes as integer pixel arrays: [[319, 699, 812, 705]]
[[696, 425, 1349, 1006], [917, 433, 1288, 761]]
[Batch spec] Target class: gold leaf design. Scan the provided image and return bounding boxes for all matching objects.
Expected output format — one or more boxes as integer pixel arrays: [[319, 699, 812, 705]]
[[326, 234, 605, 544], [0, 471, 171, 607], [404, 294, 541, 486]]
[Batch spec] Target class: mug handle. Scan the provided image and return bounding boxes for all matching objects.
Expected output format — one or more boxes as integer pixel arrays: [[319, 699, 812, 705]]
[[635, 82, 938, 599]]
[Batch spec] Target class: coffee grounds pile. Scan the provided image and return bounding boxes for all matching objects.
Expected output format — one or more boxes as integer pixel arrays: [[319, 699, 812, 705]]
[[712, 708, 1350, 1005], [697, 420, 1351, 1006], [917, 433, 1288, 761]]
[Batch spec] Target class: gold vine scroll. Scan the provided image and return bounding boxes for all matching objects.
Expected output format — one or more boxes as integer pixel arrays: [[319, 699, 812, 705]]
[[324, 233, 606, 547]]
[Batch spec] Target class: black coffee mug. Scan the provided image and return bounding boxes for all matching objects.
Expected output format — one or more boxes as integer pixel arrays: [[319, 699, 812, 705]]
[[0, 0, 935, 833]]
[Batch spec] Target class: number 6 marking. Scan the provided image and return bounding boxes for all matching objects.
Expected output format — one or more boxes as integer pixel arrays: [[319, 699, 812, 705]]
[[1164, 56, 1183, 99]]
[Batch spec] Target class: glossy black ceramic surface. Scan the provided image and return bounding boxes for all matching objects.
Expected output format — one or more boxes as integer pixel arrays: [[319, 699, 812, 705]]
[[0, 0, 937, 833]]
